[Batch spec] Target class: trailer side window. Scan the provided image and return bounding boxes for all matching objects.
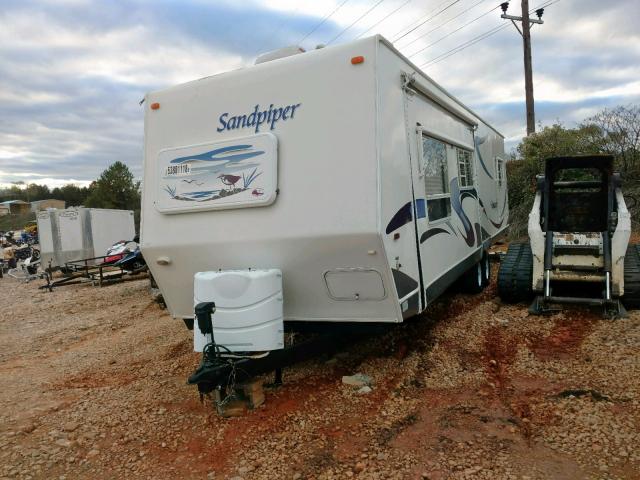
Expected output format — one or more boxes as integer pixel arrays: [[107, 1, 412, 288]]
[[457, 148, 474, 187], [422, 137, 449, 195], [422, 135, 451, 222], [426, 198, 451, 222], [495, 157, 504, 187]]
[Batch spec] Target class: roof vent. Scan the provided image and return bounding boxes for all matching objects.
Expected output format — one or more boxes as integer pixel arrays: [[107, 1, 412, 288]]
[[254, 46, 306, 65]]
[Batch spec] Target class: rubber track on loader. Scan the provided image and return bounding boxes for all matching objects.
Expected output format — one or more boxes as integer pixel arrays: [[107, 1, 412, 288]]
[[623, 244, 640, 309], [497, 241, 533, 303]]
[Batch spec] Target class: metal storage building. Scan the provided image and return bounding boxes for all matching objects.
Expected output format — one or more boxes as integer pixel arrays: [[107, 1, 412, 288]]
[[30, 199, 66, 212]]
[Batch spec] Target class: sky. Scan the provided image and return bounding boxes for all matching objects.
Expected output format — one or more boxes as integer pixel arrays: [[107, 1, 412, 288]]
[[1, 0, 639, 188]]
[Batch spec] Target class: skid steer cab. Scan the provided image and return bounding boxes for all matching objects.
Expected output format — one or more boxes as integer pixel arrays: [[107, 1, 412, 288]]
[[498, 155, 640, 317]]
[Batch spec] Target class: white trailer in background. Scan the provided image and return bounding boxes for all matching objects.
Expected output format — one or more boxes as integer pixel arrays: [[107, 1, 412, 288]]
[[37, 208, 136, 268], [141, 35, 508, 353]]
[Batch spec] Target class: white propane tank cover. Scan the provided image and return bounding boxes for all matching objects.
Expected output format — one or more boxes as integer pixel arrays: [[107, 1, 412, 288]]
[[193, 269, 284, 352]]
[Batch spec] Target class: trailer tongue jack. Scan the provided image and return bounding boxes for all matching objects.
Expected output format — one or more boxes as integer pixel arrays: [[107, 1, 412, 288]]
[[188, 307, 388, 415], [188, 330, 358, 407]]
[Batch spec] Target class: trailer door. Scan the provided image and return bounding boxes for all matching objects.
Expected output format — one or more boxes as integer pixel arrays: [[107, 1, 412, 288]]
[[404, 86, 480, 304]]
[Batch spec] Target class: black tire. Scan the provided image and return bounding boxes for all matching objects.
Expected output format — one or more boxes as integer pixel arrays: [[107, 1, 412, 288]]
[[460, 261, 484, 294], [481, 250, 491, 286], [132, 261, 145, 271], [497, 242, 533, 303], [622, 244, 640, 309]]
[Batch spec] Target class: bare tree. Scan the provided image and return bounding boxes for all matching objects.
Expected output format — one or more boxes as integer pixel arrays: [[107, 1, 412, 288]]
[[582, 105, 640, 174]]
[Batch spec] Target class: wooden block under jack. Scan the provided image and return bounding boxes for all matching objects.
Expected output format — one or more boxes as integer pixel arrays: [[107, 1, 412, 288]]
[[214, 390, 247, 418], [217, 398, 247, 418], [213, 379, 265, 417], [238, 379, 265, 409]]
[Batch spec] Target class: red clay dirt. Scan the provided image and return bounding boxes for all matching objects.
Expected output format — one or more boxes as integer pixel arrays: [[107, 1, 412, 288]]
[[1, 268, 639, 479]]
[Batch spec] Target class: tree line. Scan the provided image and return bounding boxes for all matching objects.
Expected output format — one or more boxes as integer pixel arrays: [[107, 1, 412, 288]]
[[0, 161, 140, 211]]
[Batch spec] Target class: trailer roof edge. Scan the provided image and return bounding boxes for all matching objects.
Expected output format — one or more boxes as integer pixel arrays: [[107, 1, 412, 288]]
[[375, 35, 504, 139], [145, 35, 504, 139]]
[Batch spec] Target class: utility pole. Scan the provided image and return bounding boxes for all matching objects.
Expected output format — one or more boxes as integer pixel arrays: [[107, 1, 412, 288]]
[[500, 1, 544, 136]]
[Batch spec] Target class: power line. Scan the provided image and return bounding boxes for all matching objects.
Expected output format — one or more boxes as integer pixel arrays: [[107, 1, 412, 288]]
[[420, 22, 508, 67], [399, 0, 488, 50], [407, 2, 500, 57], [389, 0, 454, 41], [355, 0, 414, 39], [419, 0, 557, 68], [393, 0, 463, 42], [327, 0, 388, 45], [298, 0, 352, 43], [425, 0, 557, 66]]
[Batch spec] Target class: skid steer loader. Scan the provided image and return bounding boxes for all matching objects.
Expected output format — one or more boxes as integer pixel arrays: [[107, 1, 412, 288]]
[[498, 155, 640, 317]]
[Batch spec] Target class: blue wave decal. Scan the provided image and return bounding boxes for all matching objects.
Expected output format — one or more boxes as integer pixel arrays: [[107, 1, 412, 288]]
[[415, 198, 426, 219], [445, 220, 458, 238], [460, 189, 478, 202], [485, 212, 504, 229], [386, 202, 412, 234], [481, 187, 508, 229], [475, 135, 493, 180], [183, 190, 221, 197], [420, 227, 451, 243], [450, 177, 475, 247], [170, 144, 264, 164], [499, 186, 508, 218], [474, 223, 482, 247], [385, 199, 427, 235]]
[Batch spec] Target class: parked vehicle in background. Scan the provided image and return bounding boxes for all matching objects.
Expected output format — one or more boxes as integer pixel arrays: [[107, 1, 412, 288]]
[[498, 155, 639, 316], [37, 207, 135, 269]]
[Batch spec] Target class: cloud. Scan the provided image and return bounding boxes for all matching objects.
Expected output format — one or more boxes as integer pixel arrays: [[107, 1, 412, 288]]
[[1, 0, 639, 188]]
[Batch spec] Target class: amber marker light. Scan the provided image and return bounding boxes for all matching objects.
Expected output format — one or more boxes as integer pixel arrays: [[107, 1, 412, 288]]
[[150, 102, 160, 110], [351, 56, 365, 65]]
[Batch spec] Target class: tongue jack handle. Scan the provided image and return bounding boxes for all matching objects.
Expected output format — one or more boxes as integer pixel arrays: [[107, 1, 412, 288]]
[[195, 302, 216, 336]]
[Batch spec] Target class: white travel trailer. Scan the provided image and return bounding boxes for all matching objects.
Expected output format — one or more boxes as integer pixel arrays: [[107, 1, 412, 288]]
[[38, 207, 136, 268], [141, 35, 508, 352]]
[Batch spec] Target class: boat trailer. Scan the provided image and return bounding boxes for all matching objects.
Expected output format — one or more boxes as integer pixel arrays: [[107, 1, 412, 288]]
[[40, 255, 148, 290]]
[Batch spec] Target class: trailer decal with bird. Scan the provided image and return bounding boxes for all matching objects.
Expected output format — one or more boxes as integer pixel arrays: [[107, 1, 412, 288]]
[[158, 135, 277, 211], [162, 142, 266, 203]]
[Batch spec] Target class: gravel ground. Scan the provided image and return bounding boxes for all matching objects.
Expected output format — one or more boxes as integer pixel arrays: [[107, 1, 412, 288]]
[[0, 266, 639, 480]]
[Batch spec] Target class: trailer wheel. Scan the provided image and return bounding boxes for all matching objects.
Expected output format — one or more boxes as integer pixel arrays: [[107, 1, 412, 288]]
[[622, 244, 640, 309], [460, 261, 484, 294], [497, 242, 533, 303], [481, 250, 491, 286]]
